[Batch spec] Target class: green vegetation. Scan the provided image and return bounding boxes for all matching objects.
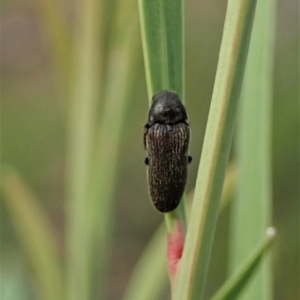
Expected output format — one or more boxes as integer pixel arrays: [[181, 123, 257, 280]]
[[1, 0, 299, 299]]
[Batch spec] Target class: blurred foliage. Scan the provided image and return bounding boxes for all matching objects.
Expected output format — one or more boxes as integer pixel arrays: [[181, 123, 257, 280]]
[[1, 0, 299, 299], [230, 0, 275, 299]]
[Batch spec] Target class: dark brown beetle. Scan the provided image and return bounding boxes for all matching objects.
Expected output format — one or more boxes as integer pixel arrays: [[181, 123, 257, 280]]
[[144, 90, 191, 212]]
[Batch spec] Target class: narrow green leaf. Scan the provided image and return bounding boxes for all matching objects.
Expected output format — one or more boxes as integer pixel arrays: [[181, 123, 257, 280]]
[[219, 162, 237, 212], [211, 228, 276, 300], [66, 0, 141, 298], [138, 0, 186, 232], [174, 0, 258, 299], [122, 225, 168, 300], [65, 0, 105, 299], [138, 0, 184, 100], [186, 162, 237, 220], [2, 167, 64, 300], [230, 0, 276, 299], [86, 0, 141, 294]]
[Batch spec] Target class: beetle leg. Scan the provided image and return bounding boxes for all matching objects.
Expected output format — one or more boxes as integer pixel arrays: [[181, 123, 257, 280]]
[[144, 157, 149, 165], [188, 155, 192, 164], [144, 123, 150, 149]]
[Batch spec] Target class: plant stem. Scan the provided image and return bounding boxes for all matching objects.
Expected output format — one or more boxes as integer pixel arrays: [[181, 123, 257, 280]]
[[230, 0, 276, 298], [138, 0, 186, 234], [174, 0, 258, 299]]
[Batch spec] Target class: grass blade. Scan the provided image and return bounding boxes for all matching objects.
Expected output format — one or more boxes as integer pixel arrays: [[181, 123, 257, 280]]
[[65, 0, 105, 299], [219, 162, 237, 212], [2, 167, 64, 300], [174, 0, 258, 299], [138, 0, 185, 232], [122, 225, 168, 300], [211, 228, 276, 300], [138, 0, 184, 100], [66, 0, 140, 298], [229, 0, 276, 299], [86, 0, 141, 295]]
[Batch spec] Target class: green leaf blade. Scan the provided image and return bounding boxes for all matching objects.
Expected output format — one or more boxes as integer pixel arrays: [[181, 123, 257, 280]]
[[174, 0, 258, 299], [163, 0, 184, 99], [2, 167, 64, 300], [139, 0, 167, 97], [230, 0, 276, 299], [212, 228, 276, 300], [122, 225, 167, 300], [86, 2, 141, 293], [138, 0, 185, 233], [66, 0, 140, 298], [65, 0, 105, 298], [138, 0, 184, 100]]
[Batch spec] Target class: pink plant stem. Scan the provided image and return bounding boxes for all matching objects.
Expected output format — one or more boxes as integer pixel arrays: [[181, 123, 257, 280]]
[[167, 220, 185, 283]]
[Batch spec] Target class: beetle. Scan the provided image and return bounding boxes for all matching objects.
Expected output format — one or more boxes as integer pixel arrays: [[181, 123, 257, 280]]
[[144, 90, 192, 212]]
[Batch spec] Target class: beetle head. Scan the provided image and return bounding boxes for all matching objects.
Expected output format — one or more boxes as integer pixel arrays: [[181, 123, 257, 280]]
[[148, 90, 188, 124]]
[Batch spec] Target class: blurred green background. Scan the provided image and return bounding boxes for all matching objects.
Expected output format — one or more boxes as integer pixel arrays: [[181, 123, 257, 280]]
[[1, 0, 299, 299]]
